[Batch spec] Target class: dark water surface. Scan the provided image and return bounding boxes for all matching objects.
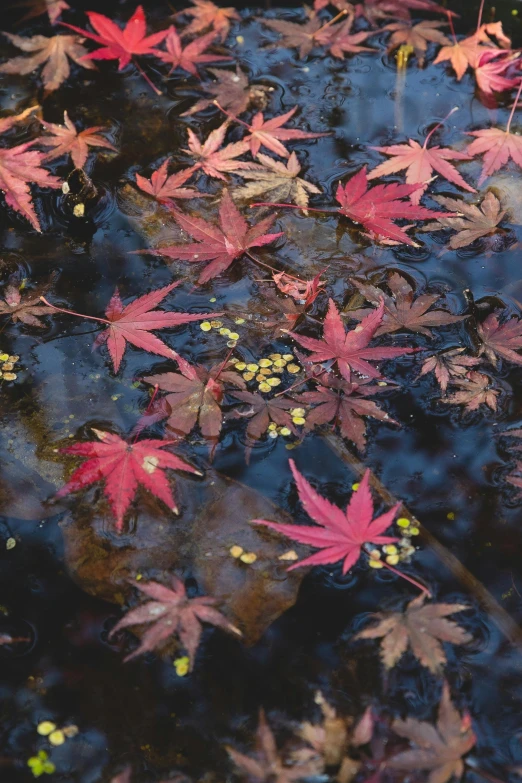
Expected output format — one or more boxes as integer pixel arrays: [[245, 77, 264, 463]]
[[2, 0, 522, 780]]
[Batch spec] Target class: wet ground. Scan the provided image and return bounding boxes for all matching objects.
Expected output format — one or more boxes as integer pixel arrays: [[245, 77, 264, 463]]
[[2, 0, 522, 780]]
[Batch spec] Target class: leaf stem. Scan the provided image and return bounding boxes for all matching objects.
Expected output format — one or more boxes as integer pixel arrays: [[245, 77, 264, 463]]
[[244, 249, 284, 276], [133, 384, 160, 444], [315, 9, 349, 35], [250, 201, 334, 214], [39, 297, 111, 326], [446, 9, 458, 45], [477, 0, 485, 31], [213, 345, 236, 383], [213, 101, 251, 129], [424, 106, 459, 148], [378, 559, 431, 596], [506, 79, 522, 133], [133, 58, 162, 96]]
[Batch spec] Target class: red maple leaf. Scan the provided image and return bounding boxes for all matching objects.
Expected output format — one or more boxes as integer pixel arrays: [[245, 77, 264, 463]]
[[63, 5, 168, 69], [473, 50, 520, 101], [143, 359, 245, 444], [182, 121, 253, 180], [143, 190, 283, 284], [466, 81, 522, 185], [221, 105, 329, 158], [0, 142, 61, 231], [153, 26, 232, 76], [287, 297, 416, 382], [253, 460, 399, 572], [135, 158, 209, 203], [368, 118, 475, 205], [294, 374, 397, 451], [42, 282, 219, 373], [253, 166, 453, 245], [56, 428, 201, 531], [109, 575, 241, 663], [39, 110, 116, 169]]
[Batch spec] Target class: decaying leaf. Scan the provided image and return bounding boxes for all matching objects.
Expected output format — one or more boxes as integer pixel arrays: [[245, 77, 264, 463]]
[[355, 593, 471, 673], [228, 709, 323, 783], [349, 272, 466, 337], [233, 152, 320, 209], [444, 371, 499, 412], [0, 32, 95, 92], [388, 683, 476, 783], [477, 311, 522, 366], [418, 348, 480, 392], [181, 67, 272, 117], [253, 461, 399, 573], [56, 428, 201, 531], [260, 16, 326, 59], [176, 0, 240, 42], [109, 575, 241, 665], [422, 191, 506, 248], [0, 280, 54, 327], [385, 20, 451, 66], [39, 111, 116, 169]]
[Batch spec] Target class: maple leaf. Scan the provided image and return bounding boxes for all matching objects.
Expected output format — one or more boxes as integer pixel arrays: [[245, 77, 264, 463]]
[[385, 20, 451, 66], [473, 50, 520, 102], [287, 297, 416, 382], [356, 0, 450, 24], [0, 142, 61, 231], [294, 374, 396, 451], [422, 192, 506, 249], [64, 5, 168, 69], [444, 371, 499, 412], [233, 152, 321, 209], [321, 16, 376, 59], [176, 0, 240, 42], [418, 348, 480, 392], [108, 575, 241, 663], [56, 428, 201, 531], [182, 121, 252, 180], [135, 159, 209, 203], [0, 32, 95, 92], [230, 390, 297, 442], [252, 460, 399, 573], [228, 709, 323, 783], [153, 26, 232, 76], [38, 111, 116, 170], [260, 15, 330, 59], [0, 281, 54, 327], [230, 106, 329, 158], [476, 310, 522, 366], [355, 593, 471, 673], [143, 190, 283, 284], [433, 22, 511, 81], [368, 128, 475, 206], [272, 266, 325, 307], [349, 272, 466, 337], [334, 166, 453, 245], [14, 0, 70, 26], [181, 67, 273, 117], [143, 360, 245, 444], [388, 683, 476, 783], [466, 85, 522, 185]]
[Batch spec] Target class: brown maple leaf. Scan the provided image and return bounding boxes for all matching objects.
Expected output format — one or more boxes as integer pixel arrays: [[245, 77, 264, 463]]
[[13, 0, 70, 26], [294, 374, 396, 451], [260, 15, 327, 59], [477, 310, 522, 366], [355, 593, 471, 673], [38, 111, 116, 170], [321, 15, 376, 59], [0, 280, 54, 327], [444, 371, 499, 412], [0, 32, 95, 92], [349, 272, 466, 337], [109, 575, 241, 665], [230, 390, 297, 441], [175, 0, 240, 42], [385, 20, 451, 66], [388, 682, 476, 783], [228, 709, 323, 783], [418, 348, 480, 392], [181, 67, 273, 117], [233, 152, 320, 209], [143, 359, 245, 445], [182, 121, 253, 181], [422, 192, 506, 249]]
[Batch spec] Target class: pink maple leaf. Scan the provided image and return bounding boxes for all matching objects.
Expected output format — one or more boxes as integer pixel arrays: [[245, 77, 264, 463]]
[[135, 158, 209, 203], [0, 142, 61, 231], [153, 26, 232, 76], [182, 121, 253, 181], [253, 460, 399, 573]]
